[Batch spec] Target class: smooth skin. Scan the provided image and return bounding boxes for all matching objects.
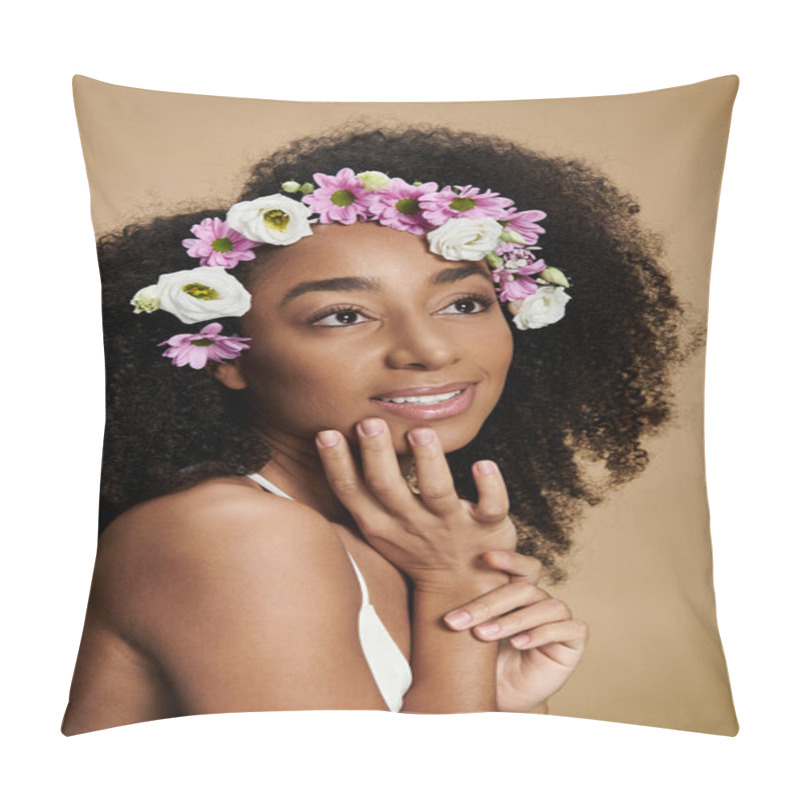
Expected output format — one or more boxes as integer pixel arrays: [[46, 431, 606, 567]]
[[62, 223, 586, 734], [315, 419, 588, 713]]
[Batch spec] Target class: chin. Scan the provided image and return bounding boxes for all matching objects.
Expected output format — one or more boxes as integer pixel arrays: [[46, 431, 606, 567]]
[[437, 420, 485, 454], [387, 415, 485, 456]]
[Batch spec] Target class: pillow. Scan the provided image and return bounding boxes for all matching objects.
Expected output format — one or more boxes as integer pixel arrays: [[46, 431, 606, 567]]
[[66, 74, 739, 735]]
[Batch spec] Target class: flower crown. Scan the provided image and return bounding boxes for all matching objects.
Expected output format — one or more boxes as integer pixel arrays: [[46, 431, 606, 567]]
[[131, 169, 572, 368]]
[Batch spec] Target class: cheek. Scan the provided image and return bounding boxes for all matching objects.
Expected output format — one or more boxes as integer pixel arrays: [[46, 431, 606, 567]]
[[243, 348, 342, 396], [473, 316, 514, 378], [239, 339, 374, 435]]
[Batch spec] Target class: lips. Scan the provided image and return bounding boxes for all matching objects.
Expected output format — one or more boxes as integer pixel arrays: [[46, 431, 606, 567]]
[[372, 382, 474, 400], [370, 382, 477, 421]]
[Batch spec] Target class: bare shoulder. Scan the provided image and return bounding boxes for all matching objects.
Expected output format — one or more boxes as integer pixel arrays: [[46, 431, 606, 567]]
[[103, 477, 339, 567], [104, 476, 331, 552], [92, 477, 387, 712], [96, 477, 359, 638]]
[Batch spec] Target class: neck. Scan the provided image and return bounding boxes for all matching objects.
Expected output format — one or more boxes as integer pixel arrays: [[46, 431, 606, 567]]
[[252, 426, 413, 528]]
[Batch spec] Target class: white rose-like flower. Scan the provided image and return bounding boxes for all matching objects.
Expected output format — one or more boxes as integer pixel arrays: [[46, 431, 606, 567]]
[[154, 267, 252, 324], [512, 286, 571, 330], [226, 194, 314, 245], [356, 171, 391, 191], [427, 218, 504, 261]]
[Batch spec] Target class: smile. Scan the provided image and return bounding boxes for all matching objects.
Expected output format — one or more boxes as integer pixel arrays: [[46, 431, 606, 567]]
[[370, 383, 477, 420], [377, 389, 463, 405]]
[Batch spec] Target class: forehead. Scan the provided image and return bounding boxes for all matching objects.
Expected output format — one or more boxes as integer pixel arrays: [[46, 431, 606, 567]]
[[251, 222, 488, 291]]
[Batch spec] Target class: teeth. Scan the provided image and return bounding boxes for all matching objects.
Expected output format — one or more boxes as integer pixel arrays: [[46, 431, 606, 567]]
[[379, 390, 462, 405]]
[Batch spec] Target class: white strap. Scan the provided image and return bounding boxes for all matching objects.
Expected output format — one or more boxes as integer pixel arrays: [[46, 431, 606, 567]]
[[245, 472, 294, 500], [345, 552, 372, 606]]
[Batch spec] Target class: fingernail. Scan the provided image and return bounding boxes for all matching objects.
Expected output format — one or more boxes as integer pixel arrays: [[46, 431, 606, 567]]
[[444, 610, 472, 629], [358, 419, 386, 437], [476, 461, 498, 475], [476, 622, 501, 637], [512, 633, 531, 647], [408, 428, 434, 446], [316, 430, 340, 448]]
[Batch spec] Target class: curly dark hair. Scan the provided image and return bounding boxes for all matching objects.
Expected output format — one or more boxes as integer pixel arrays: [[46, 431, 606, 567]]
[[97, 125, 701, 581]]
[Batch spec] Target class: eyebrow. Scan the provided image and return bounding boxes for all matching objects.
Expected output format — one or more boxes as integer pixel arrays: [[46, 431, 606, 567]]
[[280, 263, 494, 306]]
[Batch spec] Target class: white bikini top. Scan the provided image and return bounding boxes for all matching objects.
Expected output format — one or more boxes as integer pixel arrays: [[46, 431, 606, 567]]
[[246, 472, 412, 712]]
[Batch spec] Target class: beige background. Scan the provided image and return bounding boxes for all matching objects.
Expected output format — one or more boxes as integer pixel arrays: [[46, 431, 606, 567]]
[[73, 75, 739, 735]]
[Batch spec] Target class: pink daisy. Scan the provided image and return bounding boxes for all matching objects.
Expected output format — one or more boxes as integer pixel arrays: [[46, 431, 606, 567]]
[[182, 217, 261, 268], [368, 179, 438, 234], [499, 208, 547, 245], [302, 168, 372, 224], [492, 251, 547, 302], [418, 185, 514, 227], [159, 322, 251, 369]]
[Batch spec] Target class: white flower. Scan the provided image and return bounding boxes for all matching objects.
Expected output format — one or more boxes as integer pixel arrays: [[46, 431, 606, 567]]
[[356, 171, 391, 191], [426, 218, 504, 261], [511, 286, 571, 330], [226, 194, 314, 245], [131, 285, 160, 314], [152, 267, 252, 324]]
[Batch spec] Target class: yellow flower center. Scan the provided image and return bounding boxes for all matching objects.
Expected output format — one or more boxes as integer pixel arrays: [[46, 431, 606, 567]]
[[331, 190, 355, 207], [395, 197, 420, 215], [450, 197, 477, 212], [211, 237, 233, 253], [182, 283, 220, 301], [263, 209, 290, 230]]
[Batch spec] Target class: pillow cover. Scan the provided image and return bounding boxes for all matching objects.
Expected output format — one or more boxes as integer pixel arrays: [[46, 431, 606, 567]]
[[66, 74, 739, 735]]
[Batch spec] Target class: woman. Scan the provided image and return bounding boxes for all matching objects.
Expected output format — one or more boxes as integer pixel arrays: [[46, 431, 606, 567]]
[[62, 126, 691, 733]]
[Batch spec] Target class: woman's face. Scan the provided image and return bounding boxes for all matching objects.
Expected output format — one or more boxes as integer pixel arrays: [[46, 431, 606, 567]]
[[219, 222, 514, 456]]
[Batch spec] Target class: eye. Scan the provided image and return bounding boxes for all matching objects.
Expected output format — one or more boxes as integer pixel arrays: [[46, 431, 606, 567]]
[[311, 307, 370, 327], [438, 293, 496, 315]]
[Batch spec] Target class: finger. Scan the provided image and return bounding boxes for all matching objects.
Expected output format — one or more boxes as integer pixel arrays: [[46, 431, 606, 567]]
[[406, 427, 462, 517], [472, 596, 573, 641], [510, 619, 589, 660], [471, 461, 509, 524], [481, 551, 543, 585], [315, 428, 386, 525], [442, 580, 549, 630], [356, 418, 422, 518]]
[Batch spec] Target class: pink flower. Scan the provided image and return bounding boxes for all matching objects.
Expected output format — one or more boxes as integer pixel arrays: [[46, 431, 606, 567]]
[[368, 179, 438, 234], [418, 185, 514, 227], [159, 322, 251, 369], [492, 251, 547, 302], [182, 217, 261, 268], [302, 168, 372, 224], [499, 209, 547, 245]]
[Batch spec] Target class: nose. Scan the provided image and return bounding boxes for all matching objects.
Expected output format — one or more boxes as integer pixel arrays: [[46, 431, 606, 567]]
[[383, 316, 461, 370]]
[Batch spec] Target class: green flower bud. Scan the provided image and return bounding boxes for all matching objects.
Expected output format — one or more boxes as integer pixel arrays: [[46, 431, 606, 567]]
[[281, 180, 302, 193], [485, 251, 504, 269], [299, 182, 315, 195], [499, 229, 527, 245], [541, 266, 570, 288]]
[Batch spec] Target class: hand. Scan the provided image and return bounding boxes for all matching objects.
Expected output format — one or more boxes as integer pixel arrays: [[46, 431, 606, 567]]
[[443, 551, 588, 713], [315, 418, 517, 590]]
